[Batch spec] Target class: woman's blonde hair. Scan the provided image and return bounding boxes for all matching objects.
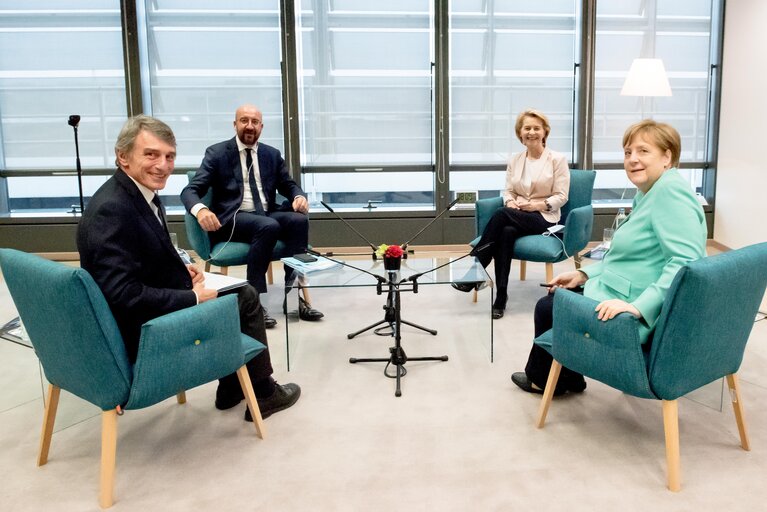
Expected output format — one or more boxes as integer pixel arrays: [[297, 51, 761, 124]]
[[622, 119, 681, 168], [515, 109, 551, 147]]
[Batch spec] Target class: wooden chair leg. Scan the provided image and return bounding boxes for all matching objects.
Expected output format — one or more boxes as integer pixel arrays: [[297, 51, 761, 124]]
[[573, 252, 582, 270], [662, 399, 681, 492], [204, 261, 211, 272], [519, 260, 527, 281], [472, 288, 478, 303], [545, 263, 553, 283], [220, 266, 229, 276], [237, 365, 266, 439], [536, 360, 562, 428], [100, 409, 118, 508], [726, 374, 750, 450], [37, 384, 60, 466], [267, 262, 274, 285], [176, 391, 187, 404]]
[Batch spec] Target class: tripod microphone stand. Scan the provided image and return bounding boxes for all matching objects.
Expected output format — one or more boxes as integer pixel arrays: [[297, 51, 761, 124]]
[[346, 266, 437, 339], [349, 269, 447, 397]]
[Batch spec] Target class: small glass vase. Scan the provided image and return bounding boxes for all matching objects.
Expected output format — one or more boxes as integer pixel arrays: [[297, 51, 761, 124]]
[[383, 256, 402, 271]]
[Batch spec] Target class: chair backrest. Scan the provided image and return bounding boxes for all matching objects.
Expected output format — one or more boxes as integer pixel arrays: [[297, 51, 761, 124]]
[[184, 170, 212, 259], [560, 169, 596, 224], [647, 242, 767, 399], [0, 249, 133, 410]]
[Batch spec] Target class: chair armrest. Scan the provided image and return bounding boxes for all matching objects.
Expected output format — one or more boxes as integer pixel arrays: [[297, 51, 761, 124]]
[[551, 289, 656, 398], [562, 205, 593, 256], [185, 211, 211, 260], [475, 197, 504, 237], [126, 295, 245, 409]]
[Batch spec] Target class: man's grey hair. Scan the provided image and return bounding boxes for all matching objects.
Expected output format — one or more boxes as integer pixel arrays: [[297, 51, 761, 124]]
[[114, 115, 176, 166]]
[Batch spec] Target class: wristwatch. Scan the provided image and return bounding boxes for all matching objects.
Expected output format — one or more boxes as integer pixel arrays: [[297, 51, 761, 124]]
[[544, 199, 552, 211]]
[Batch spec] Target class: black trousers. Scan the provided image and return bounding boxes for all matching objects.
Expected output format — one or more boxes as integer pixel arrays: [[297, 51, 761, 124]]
[[523, 290, 586, 393], [212, 210, 308, 293], [217, 284, 274, 390], [475, 208, 553, 292]]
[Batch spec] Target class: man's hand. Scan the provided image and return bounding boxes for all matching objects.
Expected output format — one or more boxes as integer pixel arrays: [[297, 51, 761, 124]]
[[595, 299, 641, 321], [292, 195, 309, 214], [196, 207, 221, 231], [193, 282, 218, 303], [544, 270, 588, 290], [187, 264, 204, 285]]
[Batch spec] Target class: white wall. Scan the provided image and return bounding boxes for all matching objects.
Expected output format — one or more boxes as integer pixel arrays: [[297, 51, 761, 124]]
[[715, 0, 767, 247]]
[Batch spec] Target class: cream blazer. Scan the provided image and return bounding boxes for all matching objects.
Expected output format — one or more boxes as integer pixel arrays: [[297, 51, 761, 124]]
[[502, 147, 570, 223]]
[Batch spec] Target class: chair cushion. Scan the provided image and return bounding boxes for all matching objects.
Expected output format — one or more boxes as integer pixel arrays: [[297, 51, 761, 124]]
[[512, 235, 566, 263]]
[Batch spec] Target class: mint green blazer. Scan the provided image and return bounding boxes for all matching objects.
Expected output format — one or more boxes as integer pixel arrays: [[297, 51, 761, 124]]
[[582, 168, 707, 343]]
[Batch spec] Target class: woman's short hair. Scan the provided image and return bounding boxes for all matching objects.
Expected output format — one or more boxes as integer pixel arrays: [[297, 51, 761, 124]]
[[622, 119, 681, 168], [114, 115, 176, 166], [515, 109, 551, 147]]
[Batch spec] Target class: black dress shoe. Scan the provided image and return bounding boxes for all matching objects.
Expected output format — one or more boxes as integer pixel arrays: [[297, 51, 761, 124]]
[[492, 307, 505, 320], [245, 382, 301, 421], [298, 297, 324, 321], [511, 372, 586, 396], [451, 281, 488, 293], [215, 384, 244, 410], [263, 311, 277, 329]]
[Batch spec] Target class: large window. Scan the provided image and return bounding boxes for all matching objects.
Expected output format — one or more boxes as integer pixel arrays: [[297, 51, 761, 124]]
[[0, 0, 126, 210], [296, 0, 435, 211], [139, 0, 285, 206], [593, 0, 716, 202], [0, 1, 722, 218], [449, 0, 579, 201]]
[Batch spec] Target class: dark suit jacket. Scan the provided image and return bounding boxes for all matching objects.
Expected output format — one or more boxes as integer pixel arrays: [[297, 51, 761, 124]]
[[180, 137, 304, 226], [77, 170, 196, 362]]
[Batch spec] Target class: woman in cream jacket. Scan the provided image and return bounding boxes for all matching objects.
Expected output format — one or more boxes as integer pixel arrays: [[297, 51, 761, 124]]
[[453, 109, 570, 319]]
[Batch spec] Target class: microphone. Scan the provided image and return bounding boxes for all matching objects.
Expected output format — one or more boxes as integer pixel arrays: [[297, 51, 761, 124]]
[[469, 241, 493, 257], [399, 197, 460, 253], [319, 200, 379, 252], [68, 115, 81, 128], [406, 242, 492, 283], [305, 248, 387, 285]]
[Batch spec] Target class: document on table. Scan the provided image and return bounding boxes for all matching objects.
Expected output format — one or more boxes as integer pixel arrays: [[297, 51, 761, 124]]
[[281, 256, 341, 274]]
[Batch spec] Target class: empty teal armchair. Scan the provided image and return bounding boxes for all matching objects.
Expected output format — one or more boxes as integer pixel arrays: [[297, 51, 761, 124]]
[[472, 169, 596, 283], [0, 249, 266, 508], [533, 242, 767, 491]]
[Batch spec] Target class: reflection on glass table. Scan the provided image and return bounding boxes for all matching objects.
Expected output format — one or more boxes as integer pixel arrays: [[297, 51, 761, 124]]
[[283, 256, 493, 376]]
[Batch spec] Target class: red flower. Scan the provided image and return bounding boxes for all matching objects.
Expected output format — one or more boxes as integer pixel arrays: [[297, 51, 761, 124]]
[[385, 245, 404, 258]]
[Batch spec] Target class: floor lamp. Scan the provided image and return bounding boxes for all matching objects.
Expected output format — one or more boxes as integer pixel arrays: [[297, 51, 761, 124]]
[[620, 58, 672, 119]]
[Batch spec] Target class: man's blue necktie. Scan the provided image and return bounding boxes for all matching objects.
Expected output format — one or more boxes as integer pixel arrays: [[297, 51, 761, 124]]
[[245, 148, 265, 215]]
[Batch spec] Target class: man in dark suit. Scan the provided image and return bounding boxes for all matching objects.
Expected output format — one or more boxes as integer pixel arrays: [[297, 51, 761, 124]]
[[181, 104, 324, 327], [77, 115, 300, 421]]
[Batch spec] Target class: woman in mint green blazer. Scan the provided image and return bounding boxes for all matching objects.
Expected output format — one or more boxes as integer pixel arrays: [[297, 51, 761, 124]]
[[512, 120, 707, 396]]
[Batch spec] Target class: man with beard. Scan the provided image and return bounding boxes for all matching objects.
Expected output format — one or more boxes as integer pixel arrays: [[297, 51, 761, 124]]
[[182, 104, 324, 327]]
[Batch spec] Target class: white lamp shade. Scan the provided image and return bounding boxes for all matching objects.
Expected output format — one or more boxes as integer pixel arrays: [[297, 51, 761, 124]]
[[620, 58, 672, 97]]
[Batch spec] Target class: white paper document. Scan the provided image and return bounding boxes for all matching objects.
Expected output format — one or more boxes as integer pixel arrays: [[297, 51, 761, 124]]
[[202, 272, 248, 293]]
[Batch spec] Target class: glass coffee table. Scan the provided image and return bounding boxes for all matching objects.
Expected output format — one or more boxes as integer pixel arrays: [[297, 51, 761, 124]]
[[283, 255, 493, 394]]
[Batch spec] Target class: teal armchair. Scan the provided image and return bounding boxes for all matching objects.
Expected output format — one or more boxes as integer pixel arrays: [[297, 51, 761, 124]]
[[533, 242, 767, 491], [0, 249, 266, 508], [472, 169, 596, 283]]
